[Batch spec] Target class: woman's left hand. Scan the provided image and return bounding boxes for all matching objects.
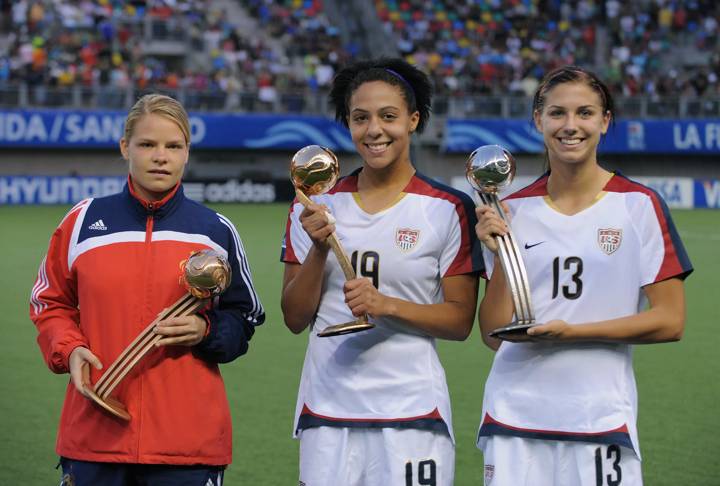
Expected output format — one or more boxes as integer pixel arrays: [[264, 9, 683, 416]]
[[154, 314, 208, 346], [344, 278, 390, 318], [526, 319, 570, 340]]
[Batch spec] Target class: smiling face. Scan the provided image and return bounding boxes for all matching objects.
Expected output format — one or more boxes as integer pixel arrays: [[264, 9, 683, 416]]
[[347, 80, 419, 171], [533, 81, 611, 168], [120, 113, 189, 202]]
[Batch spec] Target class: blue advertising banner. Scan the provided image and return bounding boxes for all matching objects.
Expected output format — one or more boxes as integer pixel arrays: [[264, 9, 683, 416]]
[[0, 176, 295, 204], [2, 109, 719, 154], [4, 175, 718, 207], [443, 119, 720, 154], [0, 175, 126, 204], [693, 179, 720, 209], [0, 110, 355, 151]]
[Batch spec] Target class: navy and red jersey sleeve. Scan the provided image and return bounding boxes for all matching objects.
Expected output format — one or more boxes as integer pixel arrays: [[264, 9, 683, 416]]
[[280, 200, 307, 264], [641, 189, 693, 284], [404, 173, 484, 278], [608, 173, 694, 285], [194, 214, 265, 363], [30, 201, 90, 373], [443, 190, 484, 278]]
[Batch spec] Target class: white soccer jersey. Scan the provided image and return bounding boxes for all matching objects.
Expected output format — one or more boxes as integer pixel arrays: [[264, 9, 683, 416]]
[[477, 172, 692, 457], [282, 170, 483, 442]]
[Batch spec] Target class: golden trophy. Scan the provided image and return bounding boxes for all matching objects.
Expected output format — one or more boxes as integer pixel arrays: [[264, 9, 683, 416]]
[[466, 145, 537, 342], [290, 145, 375, 338], [84, 249, 231, 420]]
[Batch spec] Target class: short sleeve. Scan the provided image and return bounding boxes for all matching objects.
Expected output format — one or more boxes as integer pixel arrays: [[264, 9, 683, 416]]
[[439, 194, 484, 277], [281, 200, 312, 264], [635, 192, 693, 285]]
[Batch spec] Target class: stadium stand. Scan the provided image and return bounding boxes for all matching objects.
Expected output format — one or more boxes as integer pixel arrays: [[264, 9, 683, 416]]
[[0, 0, 718, 118], [372, 0, 720, 116]]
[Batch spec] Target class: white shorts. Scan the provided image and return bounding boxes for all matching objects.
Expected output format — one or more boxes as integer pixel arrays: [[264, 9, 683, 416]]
[[481, 436, 642, 486], [299, 426, 454, 486]]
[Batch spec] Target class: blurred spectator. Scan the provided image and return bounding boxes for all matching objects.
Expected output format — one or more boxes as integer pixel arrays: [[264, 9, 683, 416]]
[[0, 0, 718, 111], [373, 0, 719, 100]]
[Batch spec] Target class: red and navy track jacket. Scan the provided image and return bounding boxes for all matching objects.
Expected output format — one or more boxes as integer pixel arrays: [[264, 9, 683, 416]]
[[30, 179, 264, 465]]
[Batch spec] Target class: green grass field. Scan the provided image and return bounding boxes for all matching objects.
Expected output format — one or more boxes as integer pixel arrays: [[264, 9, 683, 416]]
[[1, 204, 718, 485]]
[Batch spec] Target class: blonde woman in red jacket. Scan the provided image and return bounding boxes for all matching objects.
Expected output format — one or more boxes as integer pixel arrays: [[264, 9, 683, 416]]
[[30, 94, 264, 485]]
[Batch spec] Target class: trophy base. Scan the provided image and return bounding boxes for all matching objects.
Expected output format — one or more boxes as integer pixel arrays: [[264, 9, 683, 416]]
[[317, 320, 375, 338], [84, 387, 131, 421], [489, 322, 537, 342]]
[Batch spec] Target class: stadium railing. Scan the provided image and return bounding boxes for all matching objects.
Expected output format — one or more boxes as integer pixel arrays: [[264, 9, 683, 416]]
[[1, 84, 718, 119]]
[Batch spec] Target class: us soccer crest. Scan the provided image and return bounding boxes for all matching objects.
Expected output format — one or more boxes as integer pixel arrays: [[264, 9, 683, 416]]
[[395, 228, 420, 252], [598, 228, 622, 255], [484, 464, 495, 484]]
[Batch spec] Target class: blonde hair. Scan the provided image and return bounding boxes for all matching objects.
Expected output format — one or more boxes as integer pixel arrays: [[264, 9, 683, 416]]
[[123, 94, 191, 144]]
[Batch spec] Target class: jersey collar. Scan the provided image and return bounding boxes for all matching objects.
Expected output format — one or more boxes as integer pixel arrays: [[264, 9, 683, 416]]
[[125, 175, 183, 219]]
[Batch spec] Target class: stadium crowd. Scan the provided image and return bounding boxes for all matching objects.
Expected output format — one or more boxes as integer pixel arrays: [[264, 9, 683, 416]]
[[0, 0, 295, 109], [374, 0, 720, 99], [0, 0, 719, 110]]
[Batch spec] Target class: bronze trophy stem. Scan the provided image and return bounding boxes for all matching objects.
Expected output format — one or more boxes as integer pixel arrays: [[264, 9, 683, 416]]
[[84, 250, 230, 420]]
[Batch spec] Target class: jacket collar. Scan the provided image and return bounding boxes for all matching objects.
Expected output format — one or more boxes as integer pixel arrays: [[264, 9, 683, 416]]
[[125, 175, 184, 219]]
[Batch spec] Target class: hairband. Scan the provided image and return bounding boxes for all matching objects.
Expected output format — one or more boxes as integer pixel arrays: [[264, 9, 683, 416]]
[[384, 68, 415, 99]]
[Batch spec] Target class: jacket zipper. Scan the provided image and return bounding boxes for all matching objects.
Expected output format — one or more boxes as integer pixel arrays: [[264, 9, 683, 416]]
[[137, 201, 155, 460]]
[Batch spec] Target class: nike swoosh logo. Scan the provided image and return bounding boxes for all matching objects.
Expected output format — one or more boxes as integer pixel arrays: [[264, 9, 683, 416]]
[[524, 241, 545, 249]]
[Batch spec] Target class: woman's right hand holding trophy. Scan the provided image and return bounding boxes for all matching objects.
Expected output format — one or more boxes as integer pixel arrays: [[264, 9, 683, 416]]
[[290, 145, 375, 338], [467, 145, 538, 342]]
